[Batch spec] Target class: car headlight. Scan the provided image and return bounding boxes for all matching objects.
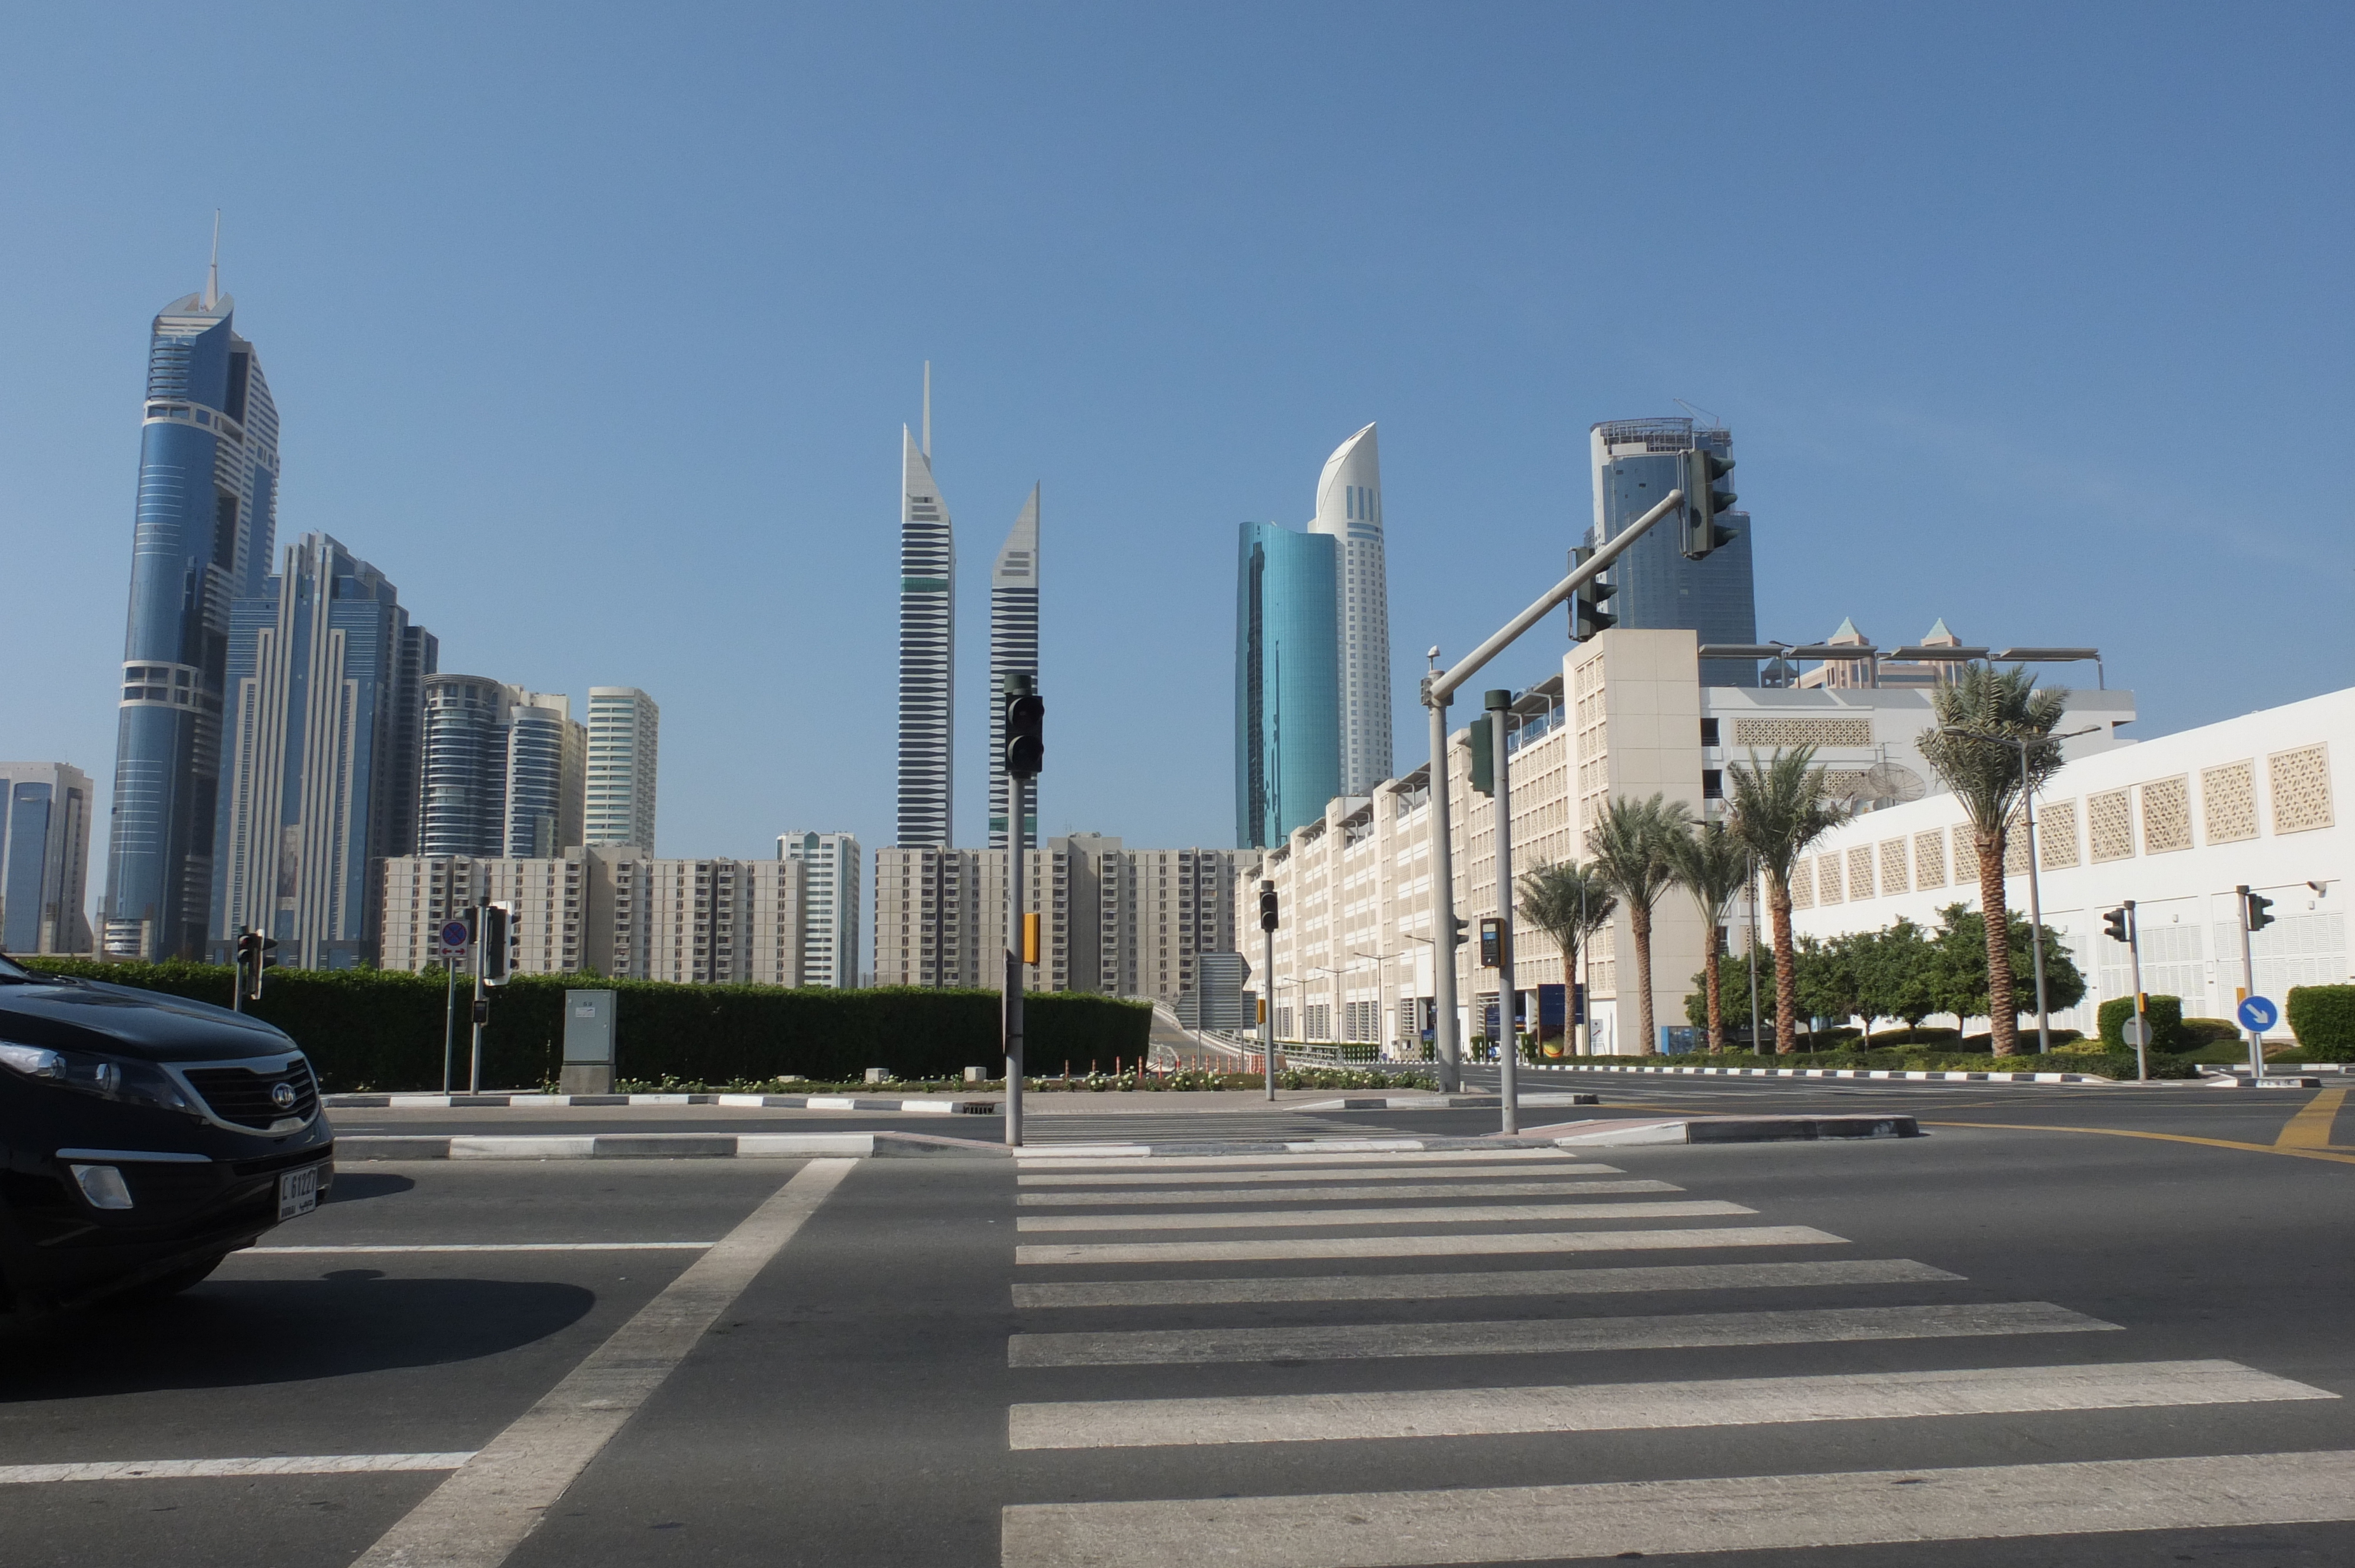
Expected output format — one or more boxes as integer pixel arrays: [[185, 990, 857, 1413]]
[[0, 1039, 199, 1114]]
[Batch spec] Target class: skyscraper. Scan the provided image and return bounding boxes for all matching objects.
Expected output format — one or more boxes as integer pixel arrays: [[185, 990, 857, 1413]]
[[585, 687, 659, 851], [102, 259, 281, 959], [1234, 521, 1340, 849], [779, 830, 862, 988], [0, 762, 96, 955], [1306, 423, 1392, 796], [897, 371, 955, 848], [417, 677, 586, 859], [988, 484, 1040, 849], [212, 534, 433, 969], [1586, 417, 1759, 687]]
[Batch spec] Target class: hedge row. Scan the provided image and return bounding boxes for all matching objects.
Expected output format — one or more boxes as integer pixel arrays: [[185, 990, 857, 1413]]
[[17, 959, 1151, 1092], [1525, 1049, 2199, 1080], [2289, 986, 2355, 1061]]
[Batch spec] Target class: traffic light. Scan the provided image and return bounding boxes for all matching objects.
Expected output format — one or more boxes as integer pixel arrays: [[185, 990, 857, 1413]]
[[480, 903, 513, 985], [1679, 448, 1737, 560], [234, 928, 278, 1001], [1258, 880, 1279, 932], [2102, 906, 2131, 945], [1479, 917, 1503, 968], [1570, 546, 1616, 640], [1003, 673, 1044, 779], [2246, 891, 2275, 933], [1468, 707, 1494, 796], [1450, 915, 1471, 948]]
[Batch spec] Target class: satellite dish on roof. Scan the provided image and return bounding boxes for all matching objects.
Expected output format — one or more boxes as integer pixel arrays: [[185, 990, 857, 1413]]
[[1861, 762, 1928, 805]]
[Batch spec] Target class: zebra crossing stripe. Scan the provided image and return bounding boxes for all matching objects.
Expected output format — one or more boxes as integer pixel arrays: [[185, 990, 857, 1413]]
[[1000, 1447, 2355, 1567], [1016, 1200, 1750, 1233], [1007, 1358, 2330, 1450], [1010, 1257, 1960, 1308], [1014, 1150, 1596, 1171], [1017, 1162, 1626, 1187], [1007, 1300, 2112, 1367], [1016, 1224, 1844, 1266], [1017, 1180, 1682, 1207]]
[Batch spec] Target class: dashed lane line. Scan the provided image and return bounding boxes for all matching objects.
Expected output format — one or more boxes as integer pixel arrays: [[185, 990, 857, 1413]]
[[346, 1157, 855, 1568], [1015, 1162, 1626, 1187], [0, 1454, 476, 1484], [1016, 1223, 1844, 1267], [1016, 1180, 1682, 1207], [245, 1243, 712, 1254], [1016, 1200, 1750, 1233]]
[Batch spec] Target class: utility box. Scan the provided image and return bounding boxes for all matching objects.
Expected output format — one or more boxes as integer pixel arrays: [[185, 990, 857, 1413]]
[[560, 990, 617, 1095]]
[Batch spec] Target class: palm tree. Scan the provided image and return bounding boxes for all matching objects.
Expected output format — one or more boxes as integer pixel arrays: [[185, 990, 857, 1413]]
[[1666, 818, 1754, 1052], [1585, 794, 1690, 1056], [1517, 859, 1617, 1049], [1724, 746, 1851, 1054], [1916, 664, 2067, 1056]]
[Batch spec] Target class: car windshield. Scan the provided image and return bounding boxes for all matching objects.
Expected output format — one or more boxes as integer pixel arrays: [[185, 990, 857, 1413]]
[[0, 952, 36, 982]]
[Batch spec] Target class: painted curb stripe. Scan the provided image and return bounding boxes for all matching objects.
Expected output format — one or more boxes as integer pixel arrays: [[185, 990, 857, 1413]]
[[0, 1453, 475, 1484]]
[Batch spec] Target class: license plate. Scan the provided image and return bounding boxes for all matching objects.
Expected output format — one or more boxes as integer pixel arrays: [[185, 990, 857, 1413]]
[[277, 1164, 321, 1221]]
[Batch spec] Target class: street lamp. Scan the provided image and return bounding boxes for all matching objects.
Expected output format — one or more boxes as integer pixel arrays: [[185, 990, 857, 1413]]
[[1308, 964, 1344, 1048], [1939, 723, 2099, 1052]]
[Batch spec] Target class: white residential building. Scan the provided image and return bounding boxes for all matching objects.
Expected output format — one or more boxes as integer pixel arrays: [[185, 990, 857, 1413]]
[[779, 832, 862, 988], [1243, 628, 2140, 1054], [585, 687, 659, 851], [1307, 423, 1392, 796], [0, 762, 96, 955], [1791, 686, 2350, 1035]]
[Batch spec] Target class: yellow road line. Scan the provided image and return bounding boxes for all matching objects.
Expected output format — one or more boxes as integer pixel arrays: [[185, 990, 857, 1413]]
[[2278, 1087, 2350, 1149], [1928, 1118, 2355, 1167]]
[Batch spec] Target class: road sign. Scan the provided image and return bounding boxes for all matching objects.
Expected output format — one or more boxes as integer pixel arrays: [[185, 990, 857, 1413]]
[[439, 920, 472, 951], [2119, 1016, 2151, 1048], [2237, 995, 2280, 1033]]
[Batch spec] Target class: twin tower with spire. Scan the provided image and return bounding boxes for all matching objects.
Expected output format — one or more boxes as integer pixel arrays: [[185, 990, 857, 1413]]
[[895, 366, 1039, 852]]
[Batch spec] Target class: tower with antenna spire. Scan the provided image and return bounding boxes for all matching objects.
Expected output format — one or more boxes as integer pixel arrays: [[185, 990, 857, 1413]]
[[100, 234, 285, 960], [988, 486, 1040, 848], [895, 364, 956, 848]]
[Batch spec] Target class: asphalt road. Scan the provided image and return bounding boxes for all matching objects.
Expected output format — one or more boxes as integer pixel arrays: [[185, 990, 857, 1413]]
[[6, 1081, 2354, 1566]]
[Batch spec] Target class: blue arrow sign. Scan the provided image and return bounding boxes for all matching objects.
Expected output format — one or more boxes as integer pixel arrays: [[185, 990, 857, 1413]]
[[2237, 995, 2279, 1033]]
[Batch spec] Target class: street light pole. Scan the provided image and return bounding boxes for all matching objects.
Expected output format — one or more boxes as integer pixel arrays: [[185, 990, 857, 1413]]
[[1488, 689, 1520, 1136], [1421, 486, 1686, 1094]]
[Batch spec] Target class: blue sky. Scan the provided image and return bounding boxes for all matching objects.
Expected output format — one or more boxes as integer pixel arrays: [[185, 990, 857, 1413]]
[[4, 2, 2349, 875]]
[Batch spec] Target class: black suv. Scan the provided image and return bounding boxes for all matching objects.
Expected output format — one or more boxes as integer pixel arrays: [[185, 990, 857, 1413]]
[[0, 952, 334, 1314]]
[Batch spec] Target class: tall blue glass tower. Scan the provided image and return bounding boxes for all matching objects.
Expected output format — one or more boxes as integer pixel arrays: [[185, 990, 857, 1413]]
[[102, 276, 280, 960], [1585, 418, 1758, 688], [1235, 522, 1340, 849]]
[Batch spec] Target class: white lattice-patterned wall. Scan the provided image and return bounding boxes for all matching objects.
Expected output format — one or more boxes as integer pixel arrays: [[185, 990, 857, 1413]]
[[1914, 830, 1947, 889], [1817, 852, 1843, 904], [2270, 745, 2334, 834], [2201, 760, 2258, 843], [2040, 798, 2079, 869], [1847, 845, 1876, 902], [1880, 839, 1910, 896], [1729, 717, 1874, 749], [2088, 789, 2132, 862], [2141, 776, 2192, 853], [1787, 859, 1814, 910]]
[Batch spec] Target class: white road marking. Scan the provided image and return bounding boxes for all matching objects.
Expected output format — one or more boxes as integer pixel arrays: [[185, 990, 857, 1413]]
[[1017, 1224, 1845, 1266], [1014, 1150, 1598, 1171], [0, 1453, 475, 1484], [1017, 1162, 1626, 1187], [1007, 1358, 2329, 1450], [1007, 1301, 2112, 1367], [346, 1158, 855, 1568], [244, 1243, 712, 1254], [1017, 1200, 1749, 1233], [1017, 1181, 1681, 1207], [1000, 1448, 2355, 1567], [1011, 1257, 1959, 1308]]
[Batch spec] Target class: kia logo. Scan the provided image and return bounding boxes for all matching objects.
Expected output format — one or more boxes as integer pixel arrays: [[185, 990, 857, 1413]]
[[270, 1081, 298, 1110]]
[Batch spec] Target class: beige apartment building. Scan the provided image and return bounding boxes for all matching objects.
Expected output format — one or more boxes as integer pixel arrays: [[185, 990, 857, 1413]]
[[1245, 629, 2135, 1054], [873, 837, 1238, 1002], [379, 845, 800, 986]]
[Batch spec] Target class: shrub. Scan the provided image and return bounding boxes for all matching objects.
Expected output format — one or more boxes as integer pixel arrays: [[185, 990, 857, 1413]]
[[2175, 1017, 2243, 1048], [2289, 985, 2355, 1062], [15, 959, 1150, 1091], [2097, 994, 2184, 1053]]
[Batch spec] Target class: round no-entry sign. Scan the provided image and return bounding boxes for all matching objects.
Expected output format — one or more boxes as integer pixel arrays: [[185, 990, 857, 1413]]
[[2120, 1016, 2151, 1047], [440, 920, 472, 951], [2238, 995, 2280, 1032]]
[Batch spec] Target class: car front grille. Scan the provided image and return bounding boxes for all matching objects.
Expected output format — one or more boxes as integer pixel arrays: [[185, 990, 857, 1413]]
[[184, 1058, 319, 1130]]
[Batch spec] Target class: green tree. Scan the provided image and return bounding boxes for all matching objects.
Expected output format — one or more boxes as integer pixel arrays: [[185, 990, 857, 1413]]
[[1517, 859, 1616, 1042], [1863, 917, 1940, 1032], [1723, 747, 1852, 1054], [1925, 902, 2087, 1034], [1916, 666, 2069, 1055], [1585, 794, 1690, 1056], [1664, 818, 1754, 1052], [1686, 950, 1757, 1036]]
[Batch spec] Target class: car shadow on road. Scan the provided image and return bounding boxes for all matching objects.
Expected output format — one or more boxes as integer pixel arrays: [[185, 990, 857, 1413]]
[[0, 1273, 595, 1398], [323, 1171, 416, 1204]]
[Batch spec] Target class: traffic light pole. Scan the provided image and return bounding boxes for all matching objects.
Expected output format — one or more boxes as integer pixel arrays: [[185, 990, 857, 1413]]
[[1488, 692, 1520, 1135], [442, 960, 459, 1095], [1421, 487, 1683, 1086], [2236, 883, 2261, 1081], [2124, 902, 2148, 1083], [1262, 891, 1277, 1102], [1005, 772, 1026, 1148], [469, 905, 487, 1094]]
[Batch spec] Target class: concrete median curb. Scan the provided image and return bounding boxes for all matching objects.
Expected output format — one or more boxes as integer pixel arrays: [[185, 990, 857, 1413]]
[[1523, 1062, 2109, 1084], [1291, 1094, 1602, 1111], [324, 1093, 996, 1114], [334, 1131, 1007, 1161]]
